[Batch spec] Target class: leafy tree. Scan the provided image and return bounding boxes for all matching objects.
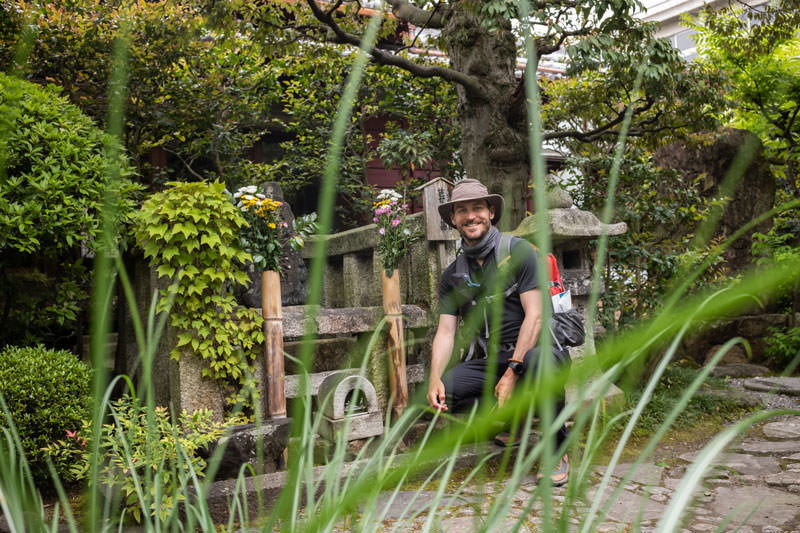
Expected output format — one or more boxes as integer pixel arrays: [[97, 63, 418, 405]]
[[2, 1, 460, 227], [690, 1, 800, 322], [689, 1, 800, 193], [237, 0, 724, 226], [270, 43, 459, 226], [1, 0, 276, 187], [0, 72, 139, 348]]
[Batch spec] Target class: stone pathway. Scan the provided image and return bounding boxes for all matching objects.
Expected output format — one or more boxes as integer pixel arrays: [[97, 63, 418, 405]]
[[370, 380, 800, 532]]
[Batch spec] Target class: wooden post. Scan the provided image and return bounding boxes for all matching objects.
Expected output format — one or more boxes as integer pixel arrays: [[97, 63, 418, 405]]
[[262, 270, 287, 418], [382, 268, 407, 418]]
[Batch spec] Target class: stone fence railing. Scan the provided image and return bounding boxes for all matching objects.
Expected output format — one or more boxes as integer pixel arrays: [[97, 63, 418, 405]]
[[300, 212, 457, 312]]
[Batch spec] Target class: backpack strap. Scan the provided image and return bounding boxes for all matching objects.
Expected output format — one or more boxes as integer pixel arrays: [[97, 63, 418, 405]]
[[494, 233, 520, 298]]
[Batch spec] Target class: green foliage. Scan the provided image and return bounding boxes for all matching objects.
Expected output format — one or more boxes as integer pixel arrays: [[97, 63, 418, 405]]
[[270, 45, 460, 227], [1, 0, 276, 188], [0, 345, 91, 485], [0, 72, 138, 253], [565, 145, 714, 329], [134, 181, 264, 406], [0, 72, 139, 347], [689, 2, 800, 191], [377, 128, 435, 201], [764, 326, 800, 369], [625, 366, 757, 437], [44, 396, 226, 523]]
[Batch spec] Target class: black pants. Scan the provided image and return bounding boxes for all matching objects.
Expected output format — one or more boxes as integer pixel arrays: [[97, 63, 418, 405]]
[[441, 346, 570, 450]]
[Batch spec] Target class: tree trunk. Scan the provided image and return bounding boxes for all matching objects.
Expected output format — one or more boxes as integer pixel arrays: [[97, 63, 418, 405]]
[[443, 7, 531, 229]]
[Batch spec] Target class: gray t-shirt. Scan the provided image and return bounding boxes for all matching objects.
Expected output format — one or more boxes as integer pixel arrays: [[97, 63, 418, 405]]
[[439, 237, 539, 346]]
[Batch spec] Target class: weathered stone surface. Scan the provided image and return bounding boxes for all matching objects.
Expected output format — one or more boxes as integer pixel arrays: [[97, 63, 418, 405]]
[[654, 129, 773, 272], [513, 209, 627, 242], [678, 452, 781, 477], [318, 411, 384, 441], [547, 182, 573, 209], [744, 377, 800, 397], [765, 471, 800, 487], [763, 418, 800, 439], [318, 373, 380, 421], [201, 419, 291, 480], [711, 486, 800, 527], [585, 484, 668, 523], [735, 314, 789, 338], [735, 440, 800, 455], [711, 364, 770, 378], [703, 388, 762, 407], [284, 364, 425, 399], [705, 344, 749, 366], [284, 337, 358, 374], [275, 305, 428, 338], [361, 490, 440, 520], [171, 349, 225, 423], [610, 463, 665, 486]]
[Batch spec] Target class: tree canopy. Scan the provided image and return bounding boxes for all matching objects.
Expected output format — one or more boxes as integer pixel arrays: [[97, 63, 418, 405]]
[[237, 0, 725, 226], [690, 0, 800, 193]]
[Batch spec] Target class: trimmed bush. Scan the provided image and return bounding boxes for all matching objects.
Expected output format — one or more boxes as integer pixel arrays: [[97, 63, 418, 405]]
[[0, 345, 91, 485]]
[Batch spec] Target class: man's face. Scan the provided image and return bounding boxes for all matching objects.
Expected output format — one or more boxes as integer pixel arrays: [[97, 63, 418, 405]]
[[450, 199, 494, 245]]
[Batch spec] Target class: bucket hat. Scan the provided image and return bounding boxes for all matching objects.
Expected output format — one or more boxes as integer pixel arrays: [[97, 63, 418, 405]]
[[438, 178, 504, 229]]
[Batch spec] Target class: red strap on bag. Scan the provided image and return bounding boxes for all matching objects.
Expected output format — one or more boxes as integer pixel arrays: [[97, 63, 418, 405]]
[[546, 253, 565, 296]]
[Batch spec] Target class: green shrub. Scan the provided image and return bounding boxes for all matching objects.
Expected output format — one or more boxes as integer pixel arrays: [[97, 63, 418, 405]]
[[45, 395, 226, 523], [0, 72, 140, 347], [765, 326, 800, 369], [0, 345, 91, 485]]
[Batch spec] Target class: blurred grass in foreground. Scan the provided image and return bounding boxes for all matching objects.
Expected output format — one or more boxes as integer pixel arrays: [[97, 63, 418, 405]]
[[1, 0, 799, 531]]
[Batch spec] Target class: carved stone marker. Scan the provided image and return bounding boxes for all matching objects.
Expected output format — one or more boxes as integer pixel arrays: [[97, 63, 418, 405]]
[[317, 373, 383, 441]]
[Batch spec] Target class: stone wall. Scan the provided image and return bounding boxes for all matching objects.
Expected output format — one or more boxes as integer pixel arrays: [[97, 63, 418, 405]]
[[300, 212, 457, 313], [683, 312, 800, 367], [654, 129, 774, 273]]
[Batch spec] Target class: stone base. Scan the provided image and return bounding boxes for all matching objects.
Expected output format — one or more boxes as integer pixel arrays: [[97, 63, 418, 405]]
[[318, 412, 384, 442], [201, 418, 292, 480]]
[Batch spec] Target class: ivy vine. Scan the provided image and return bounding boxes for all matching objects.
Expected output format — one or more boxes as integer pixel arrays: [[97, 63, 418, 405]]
[[134, 180, 263, 407]]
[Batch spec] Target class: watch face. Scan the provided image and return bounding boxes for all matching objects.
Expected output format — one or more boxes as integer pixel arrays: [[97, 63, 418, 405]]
[[508, 360, 524, 375]]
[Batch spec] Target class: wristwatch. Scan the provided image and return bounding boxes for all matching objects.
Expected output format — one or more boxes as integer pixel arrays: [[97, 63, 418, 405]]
[[507, 359, 525, 376]]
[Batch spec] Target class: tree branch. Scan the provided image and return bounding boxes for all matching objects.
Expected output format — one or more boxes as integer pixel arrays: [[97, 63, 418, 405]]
[[543, 98, 656, 142], [163, 146, 206, 181], [385, 0, 446, 28], [305, 0, 489, 100]]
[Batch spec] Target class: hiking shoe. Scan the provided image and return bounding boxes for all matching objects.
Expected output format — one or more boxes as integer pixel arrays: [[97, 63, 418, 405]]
[[537, 454, 569, 487], [493, 431, 517, 447]]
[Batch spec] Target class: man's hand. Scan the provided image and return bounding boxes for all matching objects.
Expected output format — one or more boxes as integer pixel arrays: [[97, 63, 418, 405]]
[[494, 371, 519, 407], [427, 379, 448, 411]]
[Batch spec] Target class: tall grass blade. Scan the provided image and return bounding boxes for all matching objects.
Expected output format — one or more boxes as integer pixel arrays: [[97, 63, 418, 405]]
[[86, 13, 132, 530], [268, 8, 384, 531]]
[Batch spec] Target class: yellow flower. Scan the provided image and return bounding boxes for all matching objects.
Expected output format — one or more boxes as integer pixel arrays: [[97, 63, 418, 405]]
[[268, 222, 276, 229]]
